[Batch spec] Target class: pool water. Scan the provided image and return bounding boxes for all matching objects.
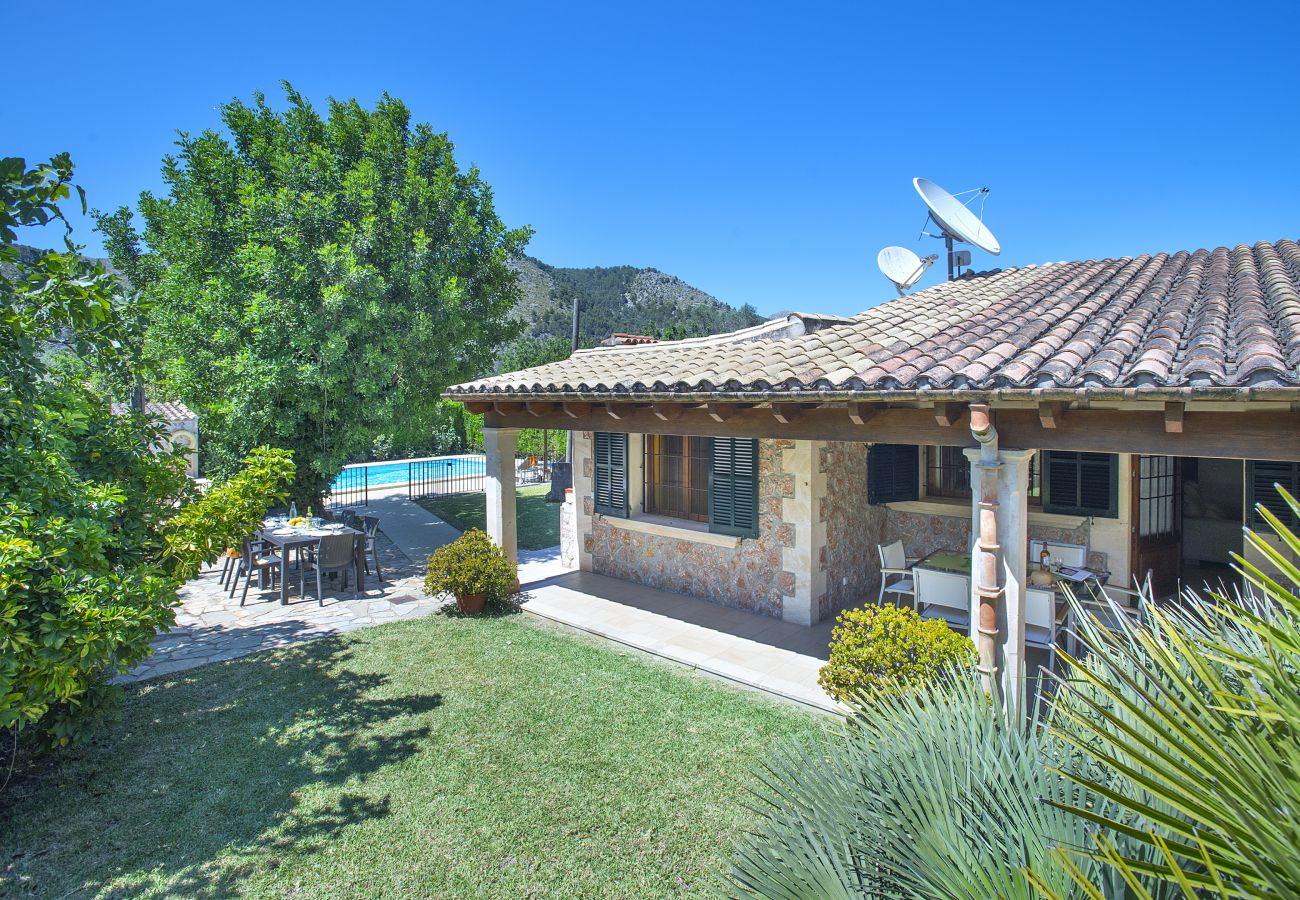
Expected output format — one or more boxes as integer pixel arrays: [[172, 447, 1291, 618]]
[[330, 456, 486, 490]]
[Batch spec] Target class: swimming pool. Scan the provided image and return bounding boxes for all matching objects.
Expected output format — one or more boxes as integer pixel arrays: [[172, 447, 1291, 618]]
[[330, 455, 486, 490]]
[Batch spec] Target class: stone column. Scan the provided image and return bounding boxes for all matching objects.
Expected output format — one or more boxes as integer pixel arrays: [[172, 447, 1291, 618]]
[[781, 440, 823, 626], [964, 446, 1033, 719], [484, 427, 519, 585]]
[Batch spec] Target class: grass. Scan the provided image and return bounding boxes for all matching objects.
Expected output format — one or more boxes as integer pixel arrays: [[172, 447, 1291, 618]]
[[416, 483, 560, 550], [1, 612, 816, 898]]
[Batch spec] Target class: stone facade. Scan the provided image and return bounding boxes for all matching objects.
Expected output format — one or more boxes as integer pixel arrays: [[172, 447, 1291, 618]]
[[586, 437, 793, 618], [573, 432, 1113, 627], [817, 442, 883, 621]]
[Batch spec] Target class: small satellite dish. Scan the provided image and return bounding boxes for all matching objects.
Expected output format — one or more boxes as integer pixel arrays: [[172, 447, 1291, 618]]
[[877, 246, 935, 294], [913, 177, 1001, 255]]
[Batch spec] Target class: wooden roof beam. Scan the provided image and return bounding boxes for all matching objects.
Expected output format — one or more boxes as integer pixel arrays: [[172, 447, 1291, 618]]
[[605, 402, 646, 420], [1164, 401, 1185, 433], [934, 401, 964, 427], [704, 402, 753, 423], [847, 402, 878, 426], [562, 401, 592, 418], [526, 401, 556, 417], [462, 400, 494, 415], [652, 403, 684, 421], [1038, 401, 1064, 429]]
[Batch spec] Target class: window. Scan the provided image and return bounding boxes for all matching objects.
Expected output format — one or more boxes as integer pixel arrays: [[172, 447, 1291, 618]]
[[644, 435, 710, 522], [926, 446, 971, 499], [868, 444, 919, 504], [1042, 451, 1119, 518], [593, 432, 629, 517], [1247, 460, 1300, 529]]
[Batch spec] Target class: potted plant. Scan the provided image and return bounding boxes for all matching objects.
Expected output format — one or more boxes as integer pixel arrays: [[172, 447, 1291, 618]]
[[424, 529, 516, 614]]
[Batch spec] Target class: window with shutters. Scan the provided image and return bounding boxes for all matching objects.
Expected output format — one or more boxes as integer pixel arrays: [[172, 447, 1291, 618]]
[[868, 444, 920, 505], [643, 435, 710, 522], [593, 432, 628, 517], [925, 445, 971, 499], [1042, 451, 1118, 518], [1247, 461, 1300, 529], [709, 438, 759, 538]]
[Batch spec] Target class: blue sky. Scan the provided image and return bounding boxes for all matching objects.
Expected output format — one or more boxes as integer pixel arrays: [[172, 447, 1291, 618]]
[[10, 0, 1299, 317]]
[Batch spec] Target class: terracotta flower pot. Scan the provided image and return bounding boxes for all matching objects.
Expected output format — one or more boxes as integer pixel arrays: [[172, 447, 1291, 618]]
[[456, 592, 486, 615]]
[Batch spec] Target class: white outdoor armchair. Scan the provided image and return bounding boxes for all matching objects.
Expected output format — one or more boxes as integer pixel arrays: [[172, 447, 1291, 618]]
[[877, 540, 918, 606]]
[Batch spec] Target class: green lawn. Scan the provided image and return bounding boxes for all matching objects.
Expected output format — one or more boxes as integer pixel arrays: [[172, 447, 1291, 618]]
[[1, 612, 815, 899], [417, 483, 560, 550]]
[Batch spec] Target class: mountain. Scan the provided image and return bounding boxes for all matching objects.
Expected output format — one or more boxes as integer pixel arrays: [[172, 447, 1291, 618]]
[[509, 255, 763, 344]]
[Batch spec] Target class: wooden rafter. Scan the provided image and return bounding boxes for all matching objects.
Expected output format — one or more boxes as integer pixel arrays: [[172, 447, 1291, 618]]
[[480, 403, 1300, 462], [934, 402, 964, 427], [846, 402, 878, 426], [1038, 401, 1064, 429], [1164, 401, 1185, 433]]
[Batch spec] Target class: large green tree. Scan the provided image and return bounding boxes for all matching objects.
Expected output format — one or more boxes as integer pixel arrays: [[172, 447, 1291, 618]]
[[1, 155, 294, 753], [98, 84, 531, 505]]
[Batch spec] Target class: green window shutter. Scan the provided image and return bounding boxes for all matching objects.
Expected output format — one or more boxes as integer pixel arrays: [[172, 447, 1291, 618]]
[[1043, 451, 1118, 518], [593, 432, 628, 517], [868, 444, 919, 505], [709, 438, 759, 538], [1247, 461, 1300, 529]]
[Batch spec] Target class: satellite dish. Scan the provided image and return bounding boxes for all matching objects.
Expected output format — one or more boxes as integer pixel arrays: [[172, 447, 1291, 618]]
[[877, 246, 935, 294], [913, 177, 1001, 255]]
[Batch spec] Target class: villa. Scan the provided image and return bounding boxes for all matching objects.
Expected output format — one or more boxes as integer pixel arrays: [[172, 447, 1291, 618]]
[[110, 398, 201, 478], [447, 239, 1300, 710]]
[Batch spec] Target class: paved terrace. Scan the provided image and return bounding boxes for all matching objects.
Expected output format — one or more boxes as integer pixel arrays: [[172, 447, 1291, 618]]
[[123, 496, 841, 712]]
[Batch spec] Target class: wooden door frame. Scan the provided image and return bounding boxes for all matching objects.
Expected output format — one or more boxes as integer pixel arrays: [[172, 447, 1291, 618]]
[[1130, 454, 1183, 596]]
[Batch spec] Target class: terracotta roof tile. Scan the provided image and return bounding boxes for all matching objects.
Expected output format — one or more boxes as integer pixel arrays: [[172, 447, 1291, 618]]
[[448, 239, 1300, 400]]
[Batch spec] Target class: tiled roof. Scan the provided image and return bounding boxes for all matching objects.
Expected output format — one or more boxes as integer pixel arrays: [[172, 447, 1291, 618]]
[[448, 240, 1300, 401], [110, 399, 198, 422]]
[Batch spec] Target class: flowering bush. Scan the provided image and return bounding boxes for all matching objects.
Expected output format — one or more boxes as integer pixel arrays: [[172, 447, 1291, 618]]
[[424, 529, 516, 607], [818, 604, 976, 703]]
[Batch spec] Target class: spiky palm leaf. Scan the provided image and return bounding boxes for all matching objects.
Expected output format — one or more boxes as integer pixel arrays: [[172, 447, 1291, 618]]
[[731, 670, 1125, 899], [1043, 486, 1300, 897]]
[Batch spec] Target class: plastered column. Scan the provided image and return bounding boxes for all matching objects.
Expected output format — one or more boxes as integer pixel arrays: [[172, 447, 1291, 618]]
[[965, 446, 1033, 718], [781, 440, 824, 626], [484, 427, 519, 584]]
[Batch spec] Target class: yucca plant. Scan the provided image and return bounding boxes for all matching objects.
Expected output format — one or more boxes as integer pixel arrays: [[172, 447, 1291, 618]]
[[731, 668, 1130, 899], [1040, 486, 1300, 898]]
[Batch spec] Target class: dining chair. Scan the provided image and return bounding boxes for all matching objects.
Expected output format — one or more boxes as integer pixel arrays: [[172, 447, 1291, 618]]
[[1025, 586, 1067, 673], [876, 540, 918, 606], [307, 533, 359, 605], [913, 567, 971, 630], [361, 516, 383, 582], [236, 538, 287, 606], [228, 536, 267, 598]]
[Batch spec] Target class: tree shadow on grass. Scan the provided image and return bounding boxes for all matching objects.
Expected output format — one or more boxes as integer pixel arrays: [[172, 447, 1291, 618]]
[[2, 634, 442, 899]]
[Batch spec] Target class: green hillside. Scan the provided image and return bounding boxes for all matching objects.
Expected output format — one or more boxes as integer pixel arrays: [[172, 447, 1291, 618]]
[[510, 255, 763, 344]]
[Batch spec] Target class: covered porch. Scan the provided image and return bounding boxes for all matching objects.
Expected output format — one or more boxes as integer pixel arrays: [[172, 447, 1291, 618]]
[[473, 397, 1300, 716]]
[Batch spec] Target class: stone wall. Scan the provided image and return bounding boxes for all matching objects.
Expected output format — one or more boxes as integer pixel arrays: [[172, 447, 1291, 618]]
[[817, 442, 884, 620], [585, 437, 793, 618]]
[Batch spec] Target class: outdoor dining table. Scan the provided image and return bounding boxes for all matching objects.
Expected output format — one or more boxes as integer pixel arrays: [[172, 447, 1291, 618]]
[[257, 519, 366, 605], [911, 549, 1135, 652], [912, 549, 1115, 608]]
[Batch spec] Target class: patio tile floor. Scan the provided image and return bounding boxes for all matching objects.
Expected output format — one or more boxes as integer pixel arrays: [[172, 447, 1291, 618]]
[[519, 570, 842, 713]]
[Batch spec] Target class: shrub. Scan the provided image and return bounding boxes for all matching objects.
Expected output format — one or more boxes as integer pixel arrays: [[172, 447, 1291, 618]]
[[0, 157, 294, 753], [818, 604, 975, 703], [424, 529, 516, 607]]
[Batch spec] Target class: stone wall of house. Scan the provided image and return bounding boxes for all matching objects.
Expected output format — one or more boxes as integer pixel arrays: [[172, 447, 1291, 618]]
[[817, 441, 885, 621], [584, 437, 793, 618]]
